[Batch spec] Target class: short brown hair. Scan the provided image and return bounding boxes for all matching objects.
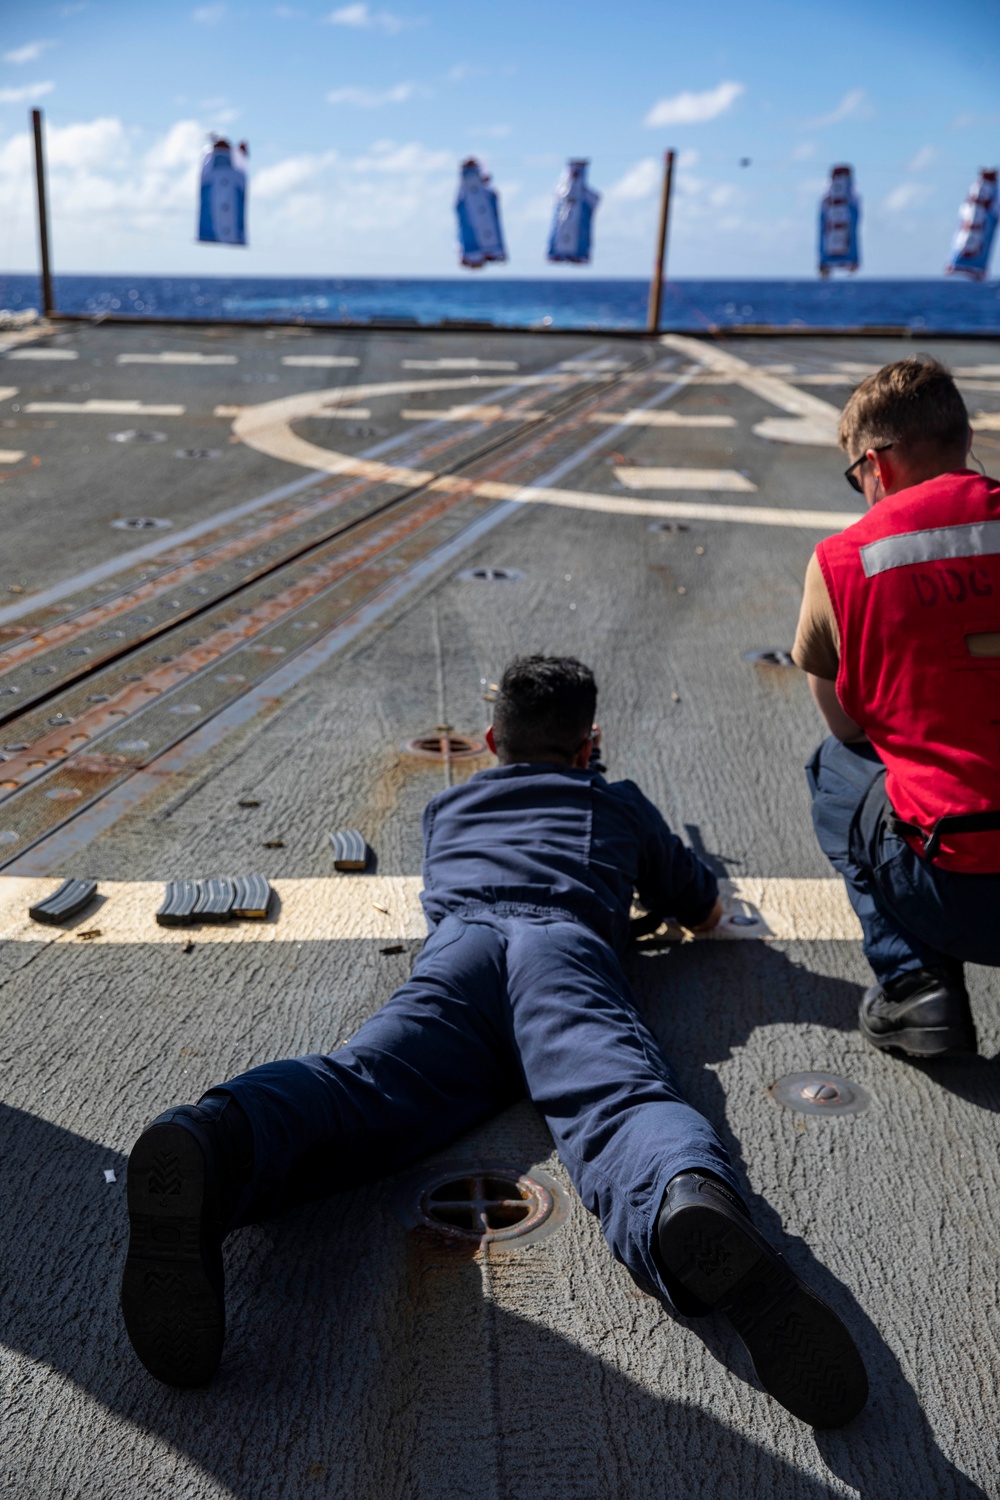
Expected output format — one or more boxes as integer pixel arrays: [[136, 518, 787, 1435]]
[[838, 356, 969, 459]]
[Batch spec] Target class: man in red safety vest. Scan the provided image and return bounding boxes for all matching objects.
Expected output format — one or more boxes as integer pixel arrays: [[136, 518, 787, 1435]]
[[793, 356, 1000, 1058]]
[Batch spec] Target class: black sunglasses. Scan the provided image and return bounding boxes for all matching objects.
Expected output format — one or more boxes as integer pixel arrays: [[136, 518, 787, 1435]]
[[844, 445, 892, 494]]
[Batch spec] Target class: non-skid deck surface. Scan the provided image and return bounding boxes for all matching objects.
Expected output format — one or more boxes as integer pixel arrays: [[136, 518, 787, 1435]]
[[1, 321, 998, 1499]]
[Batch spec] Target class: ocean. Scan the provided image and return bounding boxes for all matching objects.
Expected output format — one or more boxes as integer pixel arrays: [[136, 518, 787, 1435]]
[[1, 272, 999, 334]]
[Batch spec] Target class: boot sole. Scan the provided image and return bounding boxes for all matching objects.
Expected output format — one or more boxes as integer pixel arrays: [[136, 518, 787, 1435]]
[[859, 1013, 978, 1058], [121, 1120, 224, 1387], [659, 1204, 868, 1428]]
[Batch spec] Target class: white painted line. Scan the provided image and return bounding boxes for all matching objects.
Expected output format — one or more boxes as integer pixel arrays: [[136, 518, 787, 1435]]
[[0, 387, 19, 402], [401, 358, 518, 371], [589, 411, 736, 429], [954, 379, 1000, 394], [24, 400, 186, 416], [0, 449, 26, 463], [4, 348, 78, 361], [0, 355, 596, 630], [955, 365, 1000, 377], [281, 355, 361, 368], [400, 406, 545, 423], [616, 467, 757, 492], [558, 358, 628, 372], [0, 876, 862, 944], [662, 335, 841, 447], [308, 407, 372, 419], [116, 352, 239, 366], [514, 492, 858, 528], [973, 412, 1000, 430]]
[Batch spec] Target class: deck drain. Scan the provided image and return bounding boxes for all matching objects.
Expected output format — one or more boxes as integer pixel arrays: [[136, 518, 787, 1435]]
[[108, 430, 167, 444], [111, 517, 173, 531], [457, 566, 524, 583], [744, 648, 796, 668], [402, 728, 486, 761], [175, 448, 221, 460], [770, 1072, 869, 1116], [648, 521, 691, 533], [414, 1167, 563, 1246]]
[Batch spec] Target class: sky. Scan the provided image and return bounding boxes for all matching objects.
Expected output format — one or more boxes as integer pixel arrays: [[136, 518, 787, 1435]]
[[1, 0, 999, 280]]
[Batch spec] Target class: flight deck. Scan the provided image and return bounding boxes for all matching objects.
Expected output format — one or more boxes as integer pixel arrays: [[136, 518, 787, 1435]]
[[1, 317, 998, 1499]]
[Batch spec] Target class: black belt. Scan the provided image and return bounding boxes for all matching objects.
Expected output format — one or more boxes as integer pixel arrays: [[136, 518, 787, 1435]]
[[886, 808, 1000, 862]]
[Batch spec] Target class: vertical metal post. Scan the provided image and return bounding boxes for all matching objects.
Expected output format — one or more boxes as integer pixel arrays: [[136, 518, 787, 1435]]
[[31, 108, 55, 318], [646, 149, 675, 335]]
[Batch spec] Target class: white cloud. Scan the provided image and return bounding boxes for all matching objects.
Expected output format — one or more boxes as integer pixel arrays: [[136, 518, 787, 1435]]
[[4, 40, 54, 65], [255, 151, 338, 198], [0, 80, 55, 105], [473, 124, 510, 139], [907, 145, 938, 173], [608, 158, 660, 201], [351, 139, 451, 173], [791, 141, 815, 161], [47, 116, 127, 168], [193, 4, 226, 21], [151, 119, 206, 171], [644, 81, 743, 127], [274, 4, 305, 13], [803, 88, 870, 129], [325, 4, 409, 33], [885, 182, 933, 212], [326, 82, 423, 106]]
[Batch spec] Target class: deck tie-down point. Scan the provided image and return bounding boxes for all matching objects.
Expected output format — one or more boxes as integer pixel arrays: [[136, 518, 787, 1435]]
[[457, 566, 524, 583], [419, 1170, 553, 1244], [770, 1072, 869, 1116], [744, 647, 796, 668], [402, 730, 486, 762]]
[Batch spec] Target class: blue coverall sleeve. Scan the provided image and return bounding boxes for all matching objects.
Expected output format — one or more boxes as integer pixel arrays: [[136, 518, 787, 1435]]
[[631, 788, 718, 928]]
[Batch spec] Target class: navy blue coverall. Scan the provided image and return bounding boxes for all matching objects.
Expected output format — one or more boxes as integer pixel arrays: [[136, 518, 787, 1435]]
[[215, 763, 739, 1304]]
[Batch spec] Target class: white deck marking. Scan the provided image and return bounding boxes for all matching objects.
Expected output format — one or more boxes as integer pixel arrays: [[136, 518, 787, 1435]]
[[0, 876, 862, 944], [588, 411, 736, 428], [0, 387, 19, 402], [225, 369, 860, 529], [400, 405, 545, 423], [0, 449, 26, 463], [616, 467, 757, 492], [954, 365, 1000, 377], [661, 335, 841, 446], [280, 355, 361, 368], [401, 358, 519, 370], [116, 352, 238, 365], [4, 348, 78, 361], [973, 412, 1000, 430], [514, 493, 858, 528], [24, 400, 186, 416], [0, 358, 593, 630]]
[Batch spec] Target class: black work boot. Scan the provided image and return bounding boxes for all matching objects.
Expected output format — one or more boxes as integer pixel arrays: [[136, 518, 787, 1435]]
[[121, 1094, 252, 1387], [657, 1172, 868, 1428], [859, 964, 977, 1058]]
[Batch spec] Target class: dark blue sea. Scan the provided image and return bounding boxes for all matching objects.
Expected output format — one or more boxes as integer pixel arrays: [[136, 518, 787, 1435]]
[[2, 273, 999, 333]]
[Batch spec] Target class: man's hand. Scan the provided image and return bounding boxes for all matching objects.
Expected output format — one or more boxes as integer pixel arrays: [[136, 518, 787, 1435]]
[[689, 897, 723, 933]]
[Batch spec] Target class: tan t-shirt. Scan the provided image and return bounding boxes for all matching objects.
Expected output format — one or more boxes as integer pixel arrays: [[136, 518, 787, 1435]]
[[791, 551, 841, 681]]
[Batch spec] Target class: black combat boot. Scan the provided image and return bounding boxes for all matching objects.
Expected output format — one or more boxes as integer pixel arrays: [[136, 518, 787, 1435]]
[[121, 1093, 252, 1387], [657, 1171, 869, 1429], [859, 964, 977, 1058]]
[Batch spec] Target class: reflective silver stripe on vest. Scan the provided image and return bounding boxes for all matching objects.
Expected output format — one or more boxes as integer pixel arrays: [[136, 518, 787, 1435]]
[[860, 519, 1000, 578]]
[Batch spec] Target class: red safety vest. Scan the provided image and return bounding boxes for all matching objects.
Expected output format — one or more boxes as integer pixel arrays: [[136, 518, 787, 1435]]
[[817, 469, 1000, 873]]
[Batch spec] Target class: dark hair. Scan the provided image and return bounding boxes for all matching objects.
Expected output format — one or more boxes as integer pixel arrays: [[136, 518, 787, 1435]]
[[838, 356, 969, 459], [492, 655, 597, 763]]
